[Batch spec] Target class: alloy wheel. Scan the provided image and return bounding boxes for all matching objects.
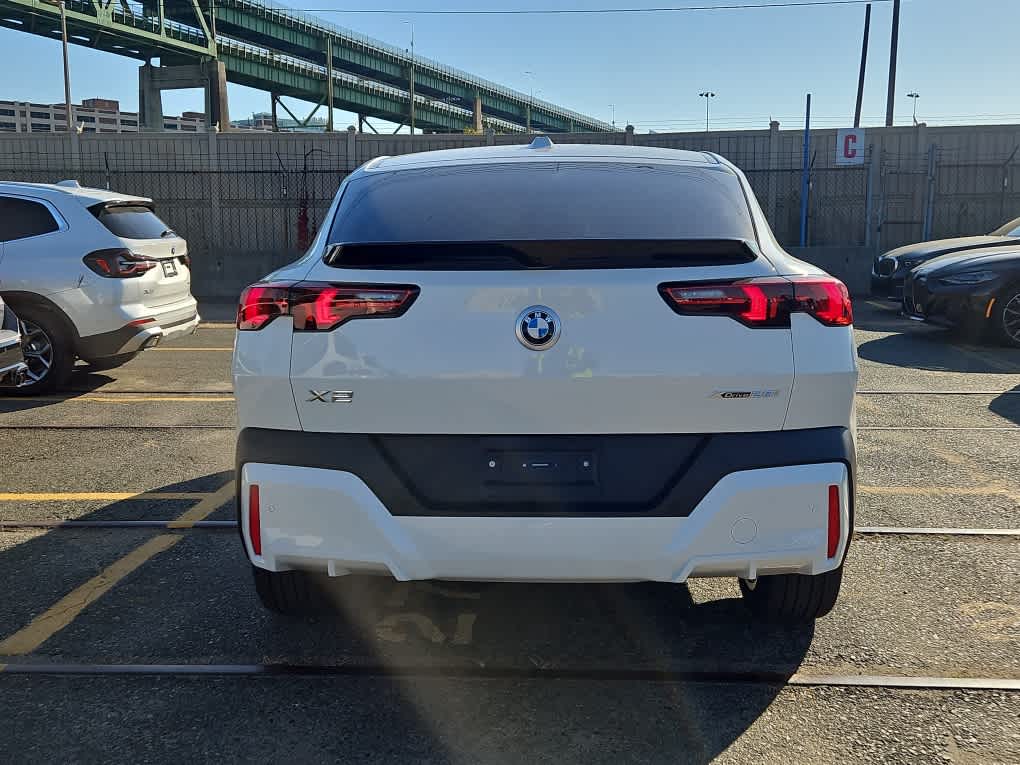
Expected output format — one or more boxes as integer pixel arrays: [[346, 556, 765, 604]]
[[1003, 293, 1020, 345], [19, 319, 54, 384]]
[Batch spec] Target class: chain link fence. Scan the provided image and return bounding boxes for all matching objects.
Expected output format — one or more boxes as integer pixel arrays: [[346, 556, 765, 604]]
[[0, 130, 1017, 294]]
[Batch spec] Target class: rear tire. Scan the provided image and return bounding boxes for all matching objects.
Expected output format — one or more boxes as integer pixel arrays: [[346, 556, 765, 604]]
[[739, 566, 843, 622], [993, 285, 1020, 348], [11, 306, 75, 395], [252, 565, 322, 616]]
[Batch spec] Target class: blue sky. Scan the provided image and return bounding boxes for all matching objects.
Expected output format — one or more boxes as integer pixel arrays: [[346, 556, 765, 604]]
[[0, 0, 1017, 131]]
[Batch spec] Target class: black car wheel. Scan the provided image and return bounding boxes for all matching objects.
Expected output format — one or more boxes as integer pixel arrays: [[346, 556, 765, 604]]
[[994, 286, 1020, 348]]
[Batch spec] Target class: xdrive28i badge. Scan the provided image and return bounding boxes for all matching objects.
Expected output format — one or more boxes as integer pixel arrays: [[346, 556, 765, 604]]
[[515, 306, 561, 351]]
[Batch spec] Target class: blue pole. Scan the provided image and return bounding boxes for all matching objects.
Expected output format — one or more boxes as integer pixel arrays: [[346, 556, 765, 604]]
[[799, 93, 811, 246]]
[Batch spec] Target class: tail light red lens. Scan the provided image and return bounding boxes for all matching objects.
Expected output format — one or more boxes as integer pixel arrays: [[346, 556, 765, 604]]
[[660, 276, 852, 328], [83, 248, 157, 278], [236, 281, 419, 331], [237, 283, 292, 331], [827, 484, 841, 559]]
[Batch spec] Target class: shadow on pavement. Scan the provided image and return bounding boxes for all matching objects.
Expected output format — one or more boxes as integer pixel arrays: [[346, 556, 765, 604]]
[[0, 472, 814, 764], [857, 328, 1020, 373], [0, 371, 113, 411], [989, 384, 1020, 426]]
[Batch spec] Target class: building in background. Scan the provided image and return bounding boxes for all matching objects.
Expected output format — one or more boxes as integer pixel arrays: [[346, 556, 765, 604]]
[[0, 98, 205, 133], [230, 112, 328, 131]]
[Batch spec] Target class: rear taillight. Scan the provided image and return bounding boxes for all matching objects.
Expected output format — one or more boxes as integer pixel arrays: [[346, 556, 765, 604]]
[[237, 283, 292, 331], [248, 484, 261, 556], [179, 253, 191, 268], [659, 276, 852, 328], [236, 281, 419, 331], [83, 248, 157, 278], [827, 484, 841, 559]]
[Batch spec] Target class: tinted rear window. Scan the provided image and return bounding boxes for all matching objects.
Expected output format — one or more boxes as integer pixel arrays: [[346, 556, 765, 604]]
[[93, 204, 173, 240], [0, 196, 60, 242], [327, 162, 756, 245]]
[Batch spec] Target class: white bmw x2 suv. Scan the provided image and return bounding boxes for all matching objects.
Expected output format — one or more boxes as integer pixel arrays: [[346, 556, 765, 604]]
[[233, 139, 858, 623], [0, 181, 199, 393]]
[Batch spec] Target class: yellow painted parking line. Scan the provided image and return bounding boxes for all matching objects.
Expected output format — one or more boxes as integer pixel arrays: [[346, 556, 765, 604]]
[[149, 347, 233, 352], [0, 534, 182, 656], [79, 395, 234, 403], [0, 482, 235, 656], [165, 482, 235, 529], [865, 300, 897, 312], [199, 322, 235, 328], [8, 396, 234, 403], [0, 492, 212, 501]]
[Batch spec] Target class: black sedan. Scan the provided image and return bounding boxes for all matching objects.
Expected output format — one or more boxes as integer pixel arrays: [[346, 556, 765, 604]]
[[872, 216, 1020, 299], [902, 246, 1020, 347]]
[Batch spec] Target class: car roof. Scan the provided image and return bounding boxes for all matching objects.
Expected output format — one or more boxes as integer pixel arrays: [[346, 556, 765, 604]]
[[361, 140, 726, 175], [0, 180, 152, 207]]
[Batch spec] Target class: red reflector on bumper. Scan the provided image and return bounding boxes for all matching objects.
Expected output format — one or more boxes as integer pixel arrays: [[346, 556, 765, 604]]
[[827, 484, 840, 559], [248, 484, 262, 556]]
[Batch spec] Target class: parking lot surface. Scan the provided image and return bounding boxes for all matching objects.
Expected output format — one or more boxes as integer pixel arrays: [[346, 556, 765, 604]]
[[1, 301, 1019, 764]]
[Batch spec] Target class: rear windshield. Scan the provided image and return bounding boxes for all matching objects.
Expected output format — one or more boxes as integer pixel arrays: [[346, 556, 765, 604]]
[[92, 204, 174, 240], [327, 162, 756, 246]]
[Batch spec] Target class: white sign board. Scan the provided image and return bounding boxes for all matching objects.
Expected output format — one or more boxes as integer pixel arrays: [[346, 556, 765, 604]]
[[835, 128, 865, 165]]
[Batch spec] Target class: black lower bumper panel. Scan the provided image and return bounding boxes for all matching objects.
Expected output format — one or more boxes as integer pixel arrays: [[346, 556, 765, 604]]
[[236, 427, 855, 518]]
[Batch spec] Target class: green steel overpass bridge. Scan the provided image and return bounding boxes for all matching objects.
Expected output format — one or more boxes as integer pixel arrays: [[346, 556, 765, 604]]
[[0, 0, 612, 133]]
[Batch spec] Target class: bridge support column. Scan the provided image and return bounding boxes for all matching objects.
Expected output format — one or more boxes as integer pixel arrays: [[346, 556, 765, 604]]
[[138, 64, 164, 132], [205, 60, 229, 132], [137, 61, 230, 132], [473, 92, 482, 133]]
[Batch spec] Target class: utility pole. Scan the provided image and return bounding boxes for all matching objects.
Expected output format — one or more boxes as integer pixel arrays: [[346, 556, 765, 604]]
[[699, 91, 715, 133], [57, 0, 72, 131], [907, 91, 919, 125], [403, 21, 415, 135], [885, 0, 901, 127], [854, 2, 871, 128]]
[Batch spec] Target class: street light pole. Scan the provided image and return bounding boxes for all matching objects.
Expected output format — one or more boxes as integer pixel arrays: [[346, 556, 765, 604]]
[[699, 91, 715, 133], [523, 70, 535, 132], [58, 0, 72, 132], [907, 92, 919, 125]]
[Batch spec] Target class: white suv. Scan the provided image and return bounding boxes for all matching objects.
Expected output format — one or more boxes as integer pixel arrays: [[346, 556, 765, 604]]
[[0, 181, 199, 392], [233, 141, 858, 622]]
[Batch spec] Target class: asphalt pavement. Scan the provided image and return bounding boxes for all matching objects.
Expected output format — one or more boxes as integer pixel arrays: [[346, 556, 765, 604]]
[[0, 300, 1018, 764]]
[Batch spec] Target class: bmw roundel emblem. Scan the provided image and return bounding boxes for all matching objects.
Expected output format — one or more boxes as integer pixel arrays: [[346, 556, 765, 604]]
[[515, 305, 561, 351]]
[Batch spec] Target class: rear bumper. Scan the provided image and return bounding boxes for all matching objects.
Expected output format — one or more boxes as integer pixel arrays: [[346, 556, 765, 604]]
[[77, 307, 200, 360], [237, 427, 855, 583]]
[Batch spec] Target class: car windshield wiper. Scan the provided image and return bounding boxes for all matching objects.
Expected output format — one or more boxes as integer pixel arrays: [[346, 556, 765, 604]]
[[159, 229, 177, 238]]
